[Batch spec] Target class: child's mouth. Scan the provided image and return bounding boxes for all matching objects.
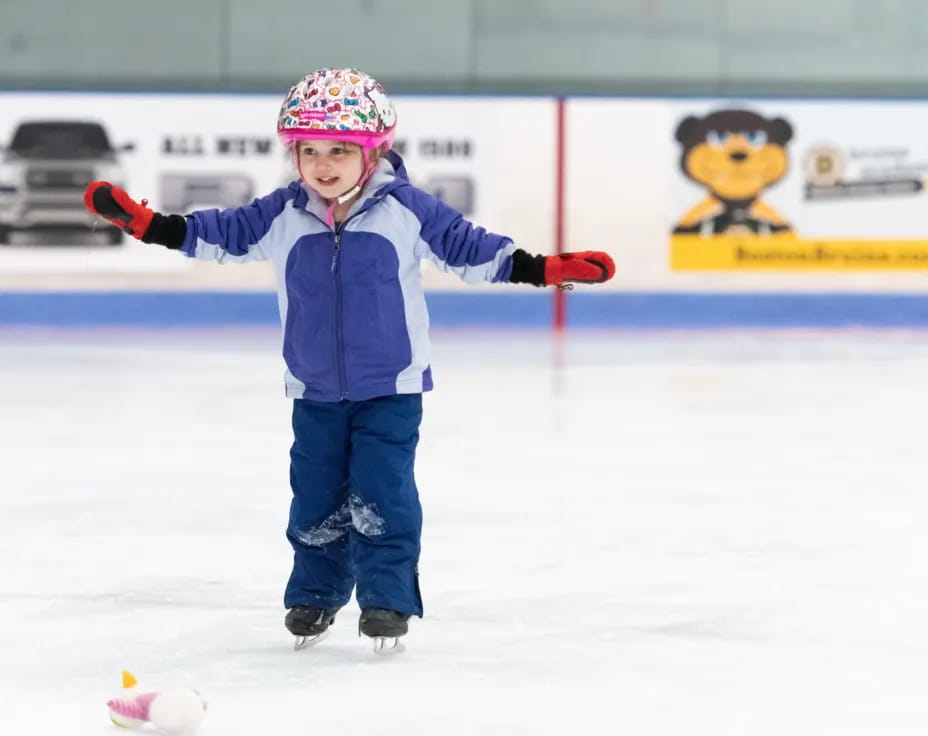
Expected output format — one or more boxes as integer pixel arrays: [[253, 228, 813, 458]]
[[317, 177, 339, 186]]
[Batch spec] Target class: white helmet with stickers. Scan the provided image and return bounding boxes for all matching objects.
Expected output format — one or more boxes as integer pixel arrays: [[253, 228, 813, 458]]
[[277, 67, 397, 151]]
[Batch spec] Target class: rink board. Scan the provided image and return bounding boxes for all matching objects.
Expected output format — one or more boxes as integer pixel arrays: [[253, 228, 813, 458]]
[[4, 92, 928, 325], [6, 291, 928, 328]]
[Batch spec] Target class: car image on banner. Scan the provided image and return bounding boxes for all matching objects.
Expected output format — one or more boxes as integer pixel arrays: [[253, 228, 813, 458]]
[[0, 120, 134, 245]]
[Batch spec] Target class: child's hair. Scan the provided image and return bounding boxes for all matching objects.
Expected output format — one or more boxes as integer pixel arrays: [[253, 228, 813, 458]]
[[288, 139, 386, 161]]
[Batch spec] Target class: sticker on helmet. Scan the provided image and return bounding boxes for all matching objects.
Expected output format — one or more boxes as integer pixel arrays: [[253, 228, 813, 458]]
[[368, 88, 396, 129]]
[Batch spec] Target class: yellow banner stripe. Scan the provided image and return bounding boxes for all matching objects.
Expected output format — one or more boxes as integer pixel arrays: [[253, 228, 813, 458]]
[[671, 234, 928, 270]]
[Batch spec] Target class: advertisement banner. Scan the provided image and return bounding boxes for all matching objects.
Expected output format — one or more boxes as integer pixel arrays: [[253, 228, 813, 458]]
[[8, 92, 928, 296], [0, 93, 554, 290], [669, 101, 928, 271]]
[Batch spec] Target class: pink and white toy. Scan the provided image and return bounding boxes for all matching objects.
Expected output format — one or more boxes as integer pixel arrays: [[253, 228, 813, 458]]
[[107, 671, 207, 734]]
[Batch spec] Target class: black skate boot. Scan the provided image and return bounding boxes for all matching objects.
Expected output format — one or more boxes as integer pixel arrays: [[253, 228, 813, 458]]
[[285, 606, 339, 650], [359, 608, 409, 654]]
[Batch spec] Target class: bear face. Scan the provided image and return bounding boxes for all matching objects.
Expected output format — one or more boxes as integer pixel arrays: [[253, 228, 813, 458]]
[[675, 110, 793, 202]]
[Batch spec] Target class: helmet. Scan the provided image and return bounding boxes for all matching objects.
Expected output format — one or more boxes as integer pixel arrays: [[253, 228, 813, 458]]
[[277, 68, 397, 150]]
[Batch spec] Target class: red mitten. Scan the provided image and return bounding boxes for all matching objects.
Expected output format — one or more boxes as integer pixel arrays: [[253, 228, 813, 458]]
[[544, 251, 615, 287], [83, 181, 154, 239]]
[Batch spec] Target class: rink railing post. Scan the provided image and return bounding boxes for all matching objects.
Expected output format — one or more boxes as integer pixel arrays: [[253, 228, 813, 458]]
[[554, 96, 567, 332]]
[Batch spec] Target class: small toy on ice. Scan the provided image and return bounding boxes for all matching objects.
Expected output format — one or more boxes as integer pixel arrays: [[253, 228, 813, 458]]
[[106, 671, 207, 734], [107, 670, 148, 729]]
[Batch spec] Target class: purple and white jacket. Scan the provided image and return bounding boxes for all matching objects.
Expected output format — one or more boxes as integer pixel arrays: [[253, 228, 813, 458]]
[[180, 152, 516, 402]]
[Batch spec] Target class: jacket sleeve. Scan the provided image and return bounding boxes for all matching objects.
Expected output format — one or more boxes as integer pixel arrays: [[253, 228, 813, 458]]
[[393, 186, 516, 284], [179, 186, 296, 263]]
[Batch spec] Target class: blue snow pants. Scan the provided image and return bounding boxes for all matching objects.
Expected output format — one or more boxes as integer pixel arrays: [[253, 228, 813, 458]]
[[284, 394, 423, 617]]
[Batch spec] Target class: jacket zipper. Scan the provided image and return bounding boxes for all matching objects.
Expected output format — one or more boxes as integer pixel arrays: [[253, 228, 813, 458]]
[[332, 229, 349, 401]]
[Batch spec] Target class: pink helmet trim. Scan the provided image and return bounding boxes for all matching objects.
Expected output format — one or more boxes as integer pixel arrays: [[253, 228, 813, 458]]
[[279, 128, 395, 151]]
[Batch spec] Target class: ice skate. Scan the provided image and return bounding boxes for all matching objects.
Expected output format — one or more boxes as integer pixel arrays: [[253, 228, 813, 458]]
[[285, 606, 339, 650], [359, 608, 409, 654]]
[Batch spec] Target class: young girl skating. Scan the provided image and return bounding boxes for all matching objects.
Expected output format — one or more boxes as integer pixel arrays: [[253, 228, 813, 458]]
[[83, 67, 615, 652]]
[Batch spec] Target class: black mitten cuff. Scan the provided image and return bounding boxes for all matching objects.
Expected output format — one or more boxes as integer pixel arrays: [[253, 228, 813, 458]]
[[509, 249, 546, 287], [141, 213, 188, 250]]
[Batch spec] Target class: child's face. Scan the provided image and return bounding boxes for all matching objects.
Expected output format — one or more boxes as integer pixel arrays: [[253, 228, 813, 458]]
[[296, 140, 365, 199]]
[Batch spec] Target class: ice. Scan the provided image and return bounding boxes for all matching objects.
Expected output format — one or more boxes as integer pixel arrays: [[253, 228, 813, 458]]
[[1, 327, 928, 735]]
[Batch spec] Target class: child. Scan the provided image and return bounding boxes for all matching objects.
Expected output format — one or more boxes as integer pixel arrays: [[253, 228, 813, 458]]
[[83, 67, 615, 651]]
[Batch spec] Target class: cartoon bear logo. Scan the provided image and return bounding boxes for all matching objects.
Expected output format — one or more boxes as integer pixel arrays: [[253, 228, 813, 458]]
[[673, 109, 793, 235]]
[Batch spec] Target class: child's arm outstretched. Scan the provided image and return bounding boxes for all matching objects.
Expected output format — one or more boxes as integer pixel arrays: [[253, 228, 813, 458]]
[[403, 189, 615, 289], [83, 181, 284, 262]]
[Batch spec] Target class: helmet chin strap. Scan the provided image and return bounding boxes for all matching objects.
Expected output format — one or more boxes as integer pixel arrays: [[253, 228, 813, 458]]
[[324, 183, 360, 226], [335, 184, 360, 204]]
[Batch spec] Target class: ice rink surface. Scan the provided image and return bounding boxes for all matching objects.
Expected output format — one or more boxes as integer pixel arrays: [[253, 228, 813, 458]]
[[1, 326, 927, 735]]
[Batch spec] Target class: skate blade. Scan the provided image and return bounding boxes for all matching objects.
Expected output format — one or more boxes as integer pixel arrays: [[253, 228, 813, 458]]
[[371, 636, 405, 655], [294, 630, 330, 651]]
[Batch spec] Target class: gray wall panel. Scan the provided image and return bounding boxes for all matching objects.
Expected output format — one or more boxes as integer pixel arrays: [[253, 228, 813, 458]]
[[723, 0, 928, 83], [472, 0, 722, 87], [225, 0, 472, 82], [0, 0, 223, 82], [1, 0, 927, 94]]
